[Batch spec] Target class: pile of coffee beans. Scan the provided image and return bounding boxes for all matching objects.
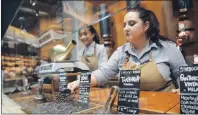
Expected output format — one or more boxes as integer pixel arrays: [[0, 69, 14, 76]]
[[37, 102, 83, 114], [53, 92, 74, 103], [32, 93, 86, 114]]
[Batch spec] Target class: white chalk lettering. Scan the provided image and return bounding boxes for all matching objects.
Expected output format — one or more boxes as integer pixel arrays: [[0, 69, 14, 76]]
[[128, 108, 137, 114], [133, 70, 140, 74], [123, 83, 134, 86], [121, 71, 133, 74], [120, 76, 139, 83], [120, 90, 125, 93], [81, 80, 89, 83], [81, 76, 88, 81], [119, 97, 127, 101], [180, 74, 198, 81], [181, 108, 196, 114], [187, 87, 198, 92], [181, 95, 198, 101], [180, 66, 198, 72], [133, 95, 138, 98], [181, 100, 189, 104], [184, 82, 198, 87], [128, 99, 138, 103], [125, 95, 132, 98], [190, 101, 198, 105], [125, 90, 137, 95], [181, 105, 198, 110]]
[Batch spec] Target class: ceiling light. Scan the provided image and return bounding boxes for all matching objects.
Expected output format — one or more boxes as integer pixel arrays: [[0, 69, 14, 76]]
[[35, 9, 39, 16], [32, 2, 36, 6], [30, 0, 37, 6]]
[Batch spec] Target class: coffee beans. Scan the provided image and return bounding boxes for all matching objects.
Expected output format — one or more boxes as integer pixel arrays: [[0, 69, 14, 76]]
[[37, 102, 83, 114], [32, 93, 84, 114]]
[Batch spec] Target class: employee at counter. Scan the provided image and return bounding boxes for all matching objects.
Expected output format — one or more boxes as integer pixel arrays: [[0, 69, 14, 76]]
[[68, 6, 187, 92], [177, 19, 198, 65], [78, 24, 108, 72]]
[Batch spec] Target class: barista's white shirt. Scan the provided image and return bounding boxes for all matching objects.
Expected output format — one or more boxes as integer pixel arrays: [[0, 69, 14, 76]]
[[78, 41, 108, 69]]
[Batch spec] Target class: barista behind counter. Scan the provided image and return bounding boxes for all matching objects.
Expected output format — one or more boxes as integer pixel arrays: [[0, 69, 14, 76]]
[[39, 25, 108, 91], [78, 24, 108, 72], [68, 6, 187, 93], [177, 19, 198, 65]]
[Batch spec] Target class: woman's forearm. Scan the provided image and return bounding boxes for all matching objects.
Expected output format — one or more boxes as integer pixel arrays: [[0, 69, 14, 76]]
[[90, 74, 98, 87]]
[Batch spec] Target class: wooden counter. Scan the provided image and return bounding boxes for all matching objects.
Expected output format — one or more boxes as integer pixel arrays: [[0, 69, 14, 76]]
[[166, 104, 180, 114], [75, 88, 180, 114], [2, 87, 180, 114]]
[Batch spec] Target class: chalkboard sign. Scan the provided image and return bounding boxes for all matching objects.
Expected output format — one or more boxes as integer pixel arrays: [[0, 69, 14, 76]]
[[179, 66, 198, 114], [118, 70, 140, 114], [59, 73, 67, 93], [78, 72, 91, 108]]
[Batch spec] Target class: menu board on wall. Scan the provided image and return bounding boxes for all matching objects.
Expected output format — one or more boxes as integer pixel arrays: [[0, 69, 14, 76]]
[[179, 66, 198, 114], [118, 70, 140, 114], [78, 72, 91, 108]]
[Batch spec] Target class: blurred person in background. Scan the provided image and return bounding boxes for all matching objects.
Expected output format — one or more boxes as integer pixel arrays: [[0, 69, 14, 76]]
[[177, 19, 198, 65]]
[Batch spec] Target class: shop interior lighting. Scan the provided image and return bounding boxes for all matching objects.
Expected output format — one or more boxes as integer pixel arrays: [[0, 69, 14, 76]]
[[35, 9, 39, 16], [30, 0, 37, 6]]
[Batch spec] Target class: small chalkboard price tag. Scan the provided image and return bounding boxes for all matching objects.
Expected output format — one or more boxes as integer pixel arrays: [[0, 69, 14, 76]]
[[118, 70, 140, 114], [179, 66, 198, 114], [78, 72, 91, 108], [59, 73, 67, 93]]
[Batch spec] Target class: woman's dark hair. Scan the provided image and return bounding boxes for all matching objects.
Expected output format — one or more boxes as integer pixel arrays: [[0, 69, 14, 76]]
[[79, 25, 100, 44], [127, 6, 172, 48]]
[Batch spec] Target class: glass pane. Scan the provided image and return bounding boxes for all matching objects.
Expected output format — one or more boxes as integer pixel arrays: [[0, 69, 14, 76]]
[[3, 0, 136, 43], [62, 1, 128, 33], [2, 0, 142, 60]]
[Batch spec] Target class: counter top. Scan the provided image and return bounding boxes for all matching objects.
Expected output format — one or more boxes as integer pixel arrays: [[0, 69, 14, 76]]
[[166, 104, 180, 114], [75, 87, 180, 114], [2, 94, 25, 113], [2, 87, 180, 114]]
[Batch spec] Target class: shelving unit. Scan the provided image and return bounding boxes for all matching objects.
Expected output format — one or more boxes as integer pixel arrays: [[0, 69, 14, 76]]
[[2, 54, 38, 93]]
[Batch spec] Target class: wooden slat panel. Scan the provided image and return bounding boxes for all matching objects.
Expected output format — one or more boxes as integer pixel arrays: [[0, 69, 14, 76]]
[[108, 1, 127, 48]]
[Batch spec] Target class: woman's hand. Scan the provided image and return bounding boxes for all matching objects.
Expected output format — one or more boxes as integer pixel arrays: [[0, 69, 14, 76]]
[[67, 80, 80, 93], [172, 89, 180, 95]]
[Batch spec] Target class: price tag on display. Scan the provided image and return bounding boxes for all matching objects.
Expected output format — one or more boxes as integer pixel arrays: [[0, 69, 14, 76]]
[[78, 72, 91, 109], [179, 66, 198, 114], [59, 73, 67, 93], [117, 70, 140, 114]]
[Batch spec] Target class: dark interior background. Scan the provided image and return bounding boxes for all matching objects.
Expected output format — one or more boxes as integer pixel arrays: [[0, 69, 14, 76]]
[[2, 0, 22, 38]]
